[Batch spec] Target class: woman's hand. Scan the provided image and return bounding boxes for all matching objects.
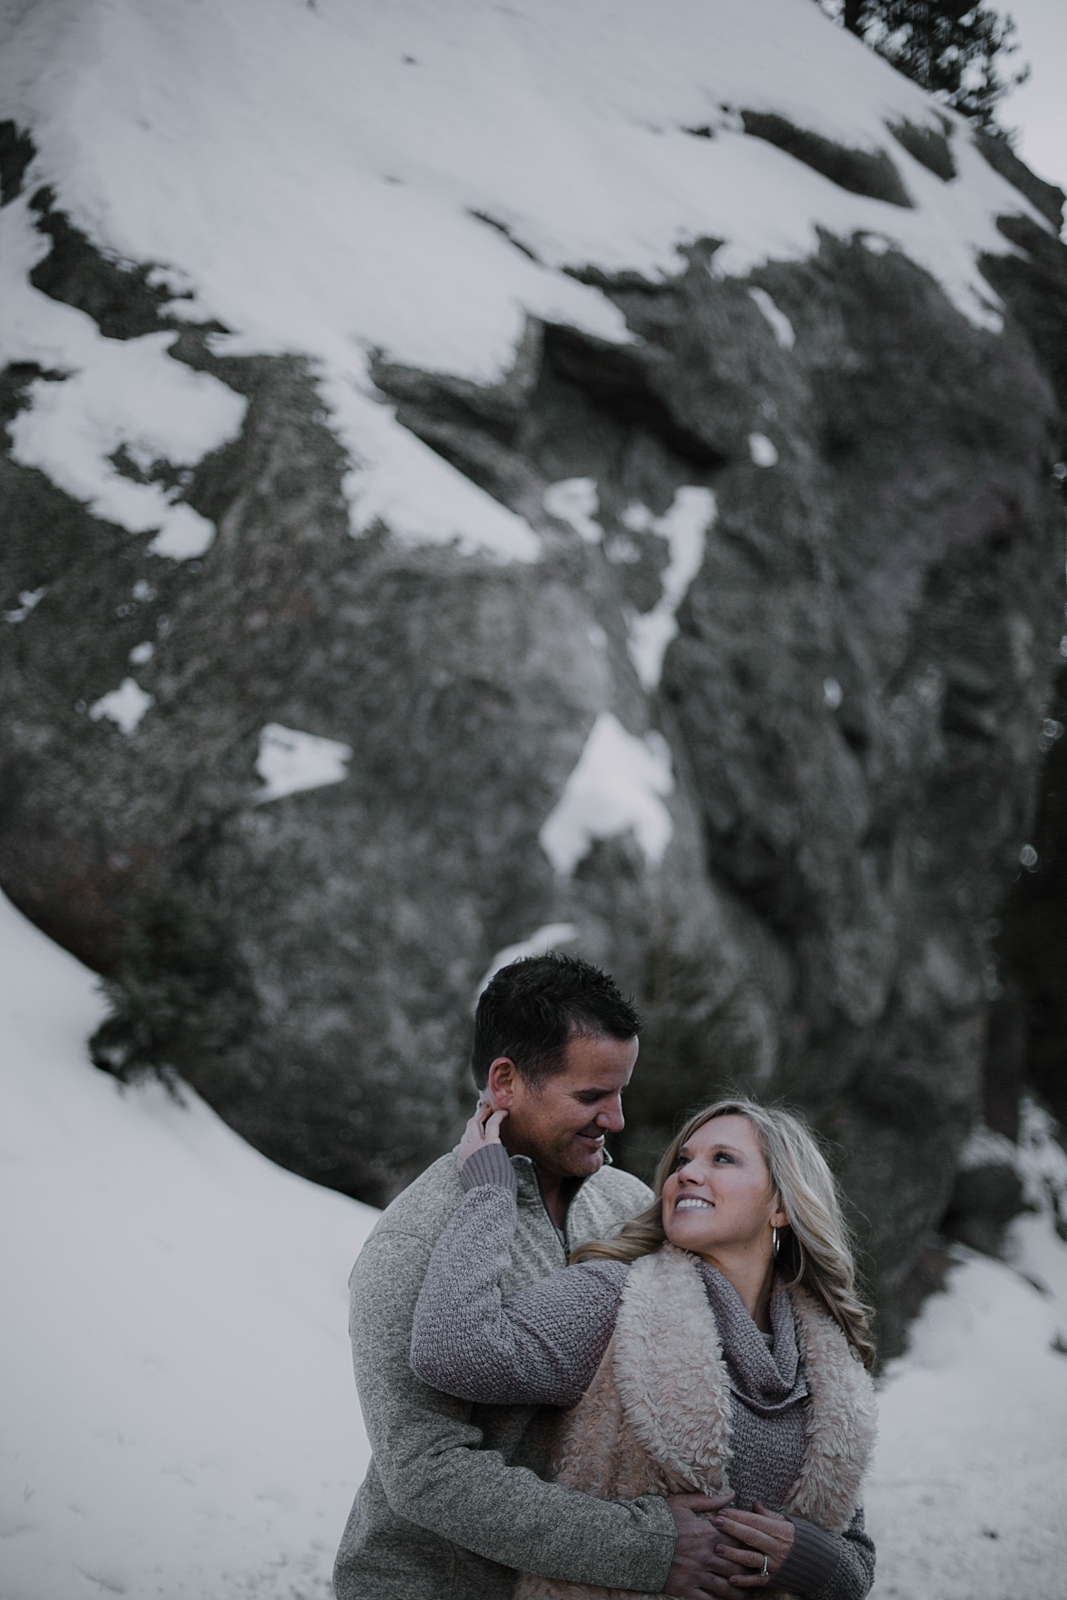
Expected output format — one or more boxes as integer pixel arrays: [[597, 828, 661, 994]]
[[712, 1502, 795, 1587], [457, 1099, 508, 1168]]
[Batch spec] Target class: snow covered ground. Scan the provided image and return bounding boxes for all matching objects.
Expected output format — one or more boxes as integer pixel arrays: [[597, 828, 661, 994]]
[[866, 1116, 1067, 1600], [0, 892, 376, 1600], [3, 884, 1066, 1598]]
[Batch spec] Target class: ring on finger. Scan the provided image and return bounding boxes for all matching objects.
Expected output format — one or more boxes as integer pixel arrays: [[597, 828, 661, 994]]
[[760, 1556, 769, 1578]]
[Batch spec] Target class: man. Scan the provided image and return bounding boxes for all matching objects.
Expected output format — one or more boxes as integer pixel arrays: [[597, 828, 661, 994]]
[[334, 953, 733, 1600]]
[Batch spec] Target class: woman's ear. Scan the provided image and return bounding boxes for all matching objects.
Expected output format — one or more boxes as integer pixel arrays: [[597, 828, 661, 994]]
[[487, 1057, 518, 1108], [771, 1196, 789, 1230]]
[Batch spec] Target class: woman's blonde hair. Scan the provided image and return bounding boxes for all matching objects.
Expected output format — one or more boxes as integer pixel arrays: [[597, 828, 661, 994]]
[[573, 1098, 876, 1369]]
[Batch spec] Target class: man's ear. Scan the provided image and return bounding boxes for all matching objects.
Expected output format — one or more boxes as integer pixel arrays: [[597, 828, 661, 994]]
[[487, 1057, 519, 1107]]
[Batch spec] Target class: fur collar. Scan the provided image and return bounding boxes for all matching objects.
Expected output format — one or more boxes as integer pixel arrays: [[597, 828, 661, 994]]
[[516, 1245, 876, 1600], [612, 1246, 875, 1531]]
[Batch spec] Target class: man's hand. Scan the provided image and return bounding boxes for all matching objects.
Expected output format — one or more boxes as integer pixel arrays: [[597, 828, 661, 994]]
[[663, 1493, 748, 1599]]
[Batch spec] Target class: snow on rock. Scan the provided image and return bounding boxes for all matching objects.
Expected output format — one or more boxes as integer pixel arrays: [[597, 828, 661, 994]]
[[0, 0, 1052, 564], [0, 197, 245, 562], [747, 431, 779, 467], [2, 586, 46, 623], [475, 921, 579, 1002], [625, 486, 716, 691], [539, 711, 674, 878], [543, 478, 604, 544], [327, 373, 542, 562], [867, 1171, 1067, 1597], [747, 286, 796, 349], [255, 722, 353, 804], [0, 890, 376, 1600], [89, 676, 154, 735]]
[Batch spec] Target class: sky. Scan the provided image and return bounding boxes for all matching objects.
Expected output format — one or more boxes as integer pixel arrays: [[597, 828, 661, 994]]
[[1001, 0, 1067, 207]]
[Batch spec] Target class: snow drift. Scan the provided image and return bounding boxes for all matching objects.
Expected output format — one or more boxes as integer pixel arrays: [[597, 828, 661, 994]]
[[0, 891, 375, 1599]]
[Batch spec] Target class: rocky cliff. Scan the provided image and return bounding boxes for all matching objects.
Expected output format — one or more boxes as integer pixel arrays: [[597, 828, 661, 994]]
[[1, 0, 1065, 1345]]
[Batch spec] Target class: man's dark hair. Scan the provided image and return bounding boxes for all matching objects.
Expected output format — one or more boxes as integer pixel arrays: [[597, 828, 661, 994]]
[[471, 952, 641, 1090]]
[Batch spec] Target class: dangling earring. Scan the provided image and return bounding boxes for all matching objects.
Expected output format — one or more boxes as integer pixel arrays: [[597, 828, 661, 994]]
[[772, 1226, 780, 1257]]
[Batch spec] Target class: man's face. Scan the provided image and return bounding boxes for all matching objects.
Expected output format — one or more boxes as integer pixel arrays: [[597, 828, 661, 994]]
[[490, 1031, 638, 1180]]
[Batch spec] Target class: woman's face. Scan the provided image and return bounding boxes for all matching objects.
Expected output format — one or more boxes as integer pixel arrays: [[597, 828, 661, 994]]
[[661, 1114, 785, 1260]]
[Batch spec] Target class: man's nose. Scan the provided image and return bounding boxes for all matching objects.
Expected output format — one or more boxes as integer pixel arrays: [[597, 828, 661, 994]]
[[595, 1097, 625, 1133]]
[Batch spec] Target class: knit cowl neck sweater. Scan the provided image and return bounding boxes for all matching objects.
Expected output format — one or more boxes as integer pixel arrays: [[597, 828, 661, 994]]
[[697, 1262, 809, 1418]]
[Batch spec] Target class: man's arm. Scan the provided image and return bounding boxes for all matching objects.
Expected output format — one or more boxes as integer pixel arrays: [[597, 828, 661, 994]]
[[351, 1227, 678, 1591]]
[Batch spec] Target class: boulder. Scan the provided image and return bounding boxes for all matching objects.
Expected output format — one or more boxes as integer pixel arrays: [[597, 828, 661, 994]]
[[1, 0, 1065, 1341]]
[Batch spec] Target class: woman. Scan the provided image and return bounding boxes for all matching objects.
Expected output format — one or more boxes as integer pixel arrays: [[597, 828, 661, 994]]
[[411, 1098, 877, 1600]]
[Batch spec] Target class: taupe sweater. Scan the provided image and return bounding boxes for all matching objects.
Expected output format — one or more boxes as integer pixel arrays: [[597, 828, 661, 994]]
[[411, 1148, 875, 1600], [333, 1148, 674, 1600]]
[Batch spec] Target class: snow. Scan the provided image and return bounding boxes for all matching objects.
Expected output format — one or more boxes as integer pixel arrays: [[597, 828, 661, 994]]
[[747, 431, 779, 468], [3, 586, 46, 623], [625, 486, 716, 691], [89, 677, 154, 735], [128, 640, 155, 666], [0, 890, 376, 1600], [823, 676, 844, 710], [538, 711, 675, 878], [543, 478, 604, 544], [0, 198, 246, 562], [867, 1109, 1067, 1597], [475, 922, 579, 1002], [0, 0, 1053, 572], [747, 286, 796, 350], [327, 375, 541, 562], [255, 723, 353, 804]]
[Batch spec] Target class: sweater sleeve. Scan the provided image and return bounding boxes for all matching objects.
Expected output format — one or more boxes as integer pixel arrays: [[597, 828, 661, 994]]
[[774, 1507, 875, 1600], [351, 1226, 678, 1592], [411, 1176, 628, 1406]]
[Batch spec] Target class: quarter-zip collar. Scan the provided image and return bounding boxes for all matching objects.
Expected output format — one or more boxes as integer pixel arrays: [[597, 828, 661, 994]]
[[508, 1150, 614, 1253]]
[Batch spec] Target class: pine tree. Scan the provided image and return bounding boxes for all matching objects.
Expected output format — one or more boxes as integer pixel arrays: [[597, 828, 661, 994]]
[[817, 2, 1028, 128]]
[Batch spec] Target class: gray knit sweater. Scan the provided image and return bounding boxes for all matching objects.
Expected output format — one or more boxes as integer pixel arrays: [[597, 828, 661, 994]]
[[333, 1147, 674, 1600], [411, 1146, 875, 1600]]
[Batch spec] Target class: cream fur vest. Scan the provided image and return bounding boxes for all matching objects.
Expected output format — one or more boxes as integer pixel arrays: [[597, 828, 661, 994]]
[[516, 1245, 877, 1600]]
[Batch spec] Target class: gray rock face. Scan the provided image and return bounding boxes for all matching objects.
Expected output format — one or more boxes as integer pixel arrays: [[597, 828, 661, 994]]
[[2, 121, 1065, 1346]]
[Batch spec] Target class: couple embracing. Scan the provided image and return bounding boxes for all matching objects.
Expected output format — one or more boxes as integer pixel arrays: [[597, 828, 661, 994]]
[[334, 955, 877, 1600]]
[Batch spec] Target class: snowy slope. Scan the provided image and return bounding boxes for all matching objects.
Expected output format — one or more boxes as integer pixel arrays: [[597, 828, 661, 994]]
[[0, 0, 1053, 567], [0, 892, 376, 1600], [866, 1125, 1067, 1599]]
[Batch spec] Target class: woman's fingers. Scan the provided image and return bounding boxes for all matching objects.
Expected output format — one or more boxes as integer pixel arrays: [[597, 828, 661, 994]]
[[714, 1509, 786, 1536], [457, 1104, 509, 1166], [716, 1547, 760, 1567], [712, 1517, 776, 1554]]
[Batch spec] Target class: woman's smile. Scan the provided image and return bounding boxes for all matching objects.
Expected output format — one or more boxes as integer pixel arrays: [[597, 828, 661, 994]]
[[661, 1114, 785, 1263]]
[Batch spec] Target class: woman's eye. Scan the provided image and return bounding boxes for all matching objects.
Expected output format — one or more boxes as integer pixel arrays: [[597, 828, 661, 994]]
[[713, 1151, 735, 1163], [673, 1154, 689, 1170]]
